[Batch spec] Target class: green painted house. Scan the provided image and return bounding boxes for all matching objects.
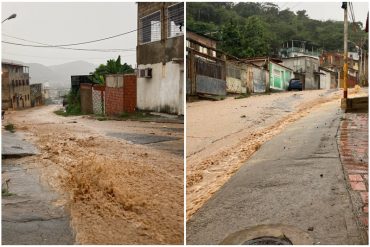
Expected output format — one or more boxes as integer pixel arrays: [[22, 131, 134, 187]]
[[269, 61, 293, 90]]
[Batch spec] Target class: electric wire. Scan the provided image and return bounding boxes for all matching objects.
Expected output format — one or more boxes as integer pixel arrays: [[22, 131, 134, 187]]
[[2, 6, 183, 49], [2, 34, 136, 52]]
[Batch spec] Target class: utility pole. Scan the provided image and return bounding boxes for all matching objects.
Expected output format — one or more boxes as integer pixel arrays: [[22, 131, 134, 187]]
[[342, 2, 348, 99], [359, 39, 362, 85]]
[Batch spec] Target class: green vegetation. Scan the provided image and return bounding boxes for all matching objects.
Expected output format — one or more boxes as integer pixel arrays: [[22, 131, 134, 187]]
[[65, 90, 81, 115], [4, 123, 15, 133], [89, 55, 135, 85], [2, 180, 14, 197], [54, 90, 81, 117], [2, 187, 14, 197], [187, 2, 368, 57]]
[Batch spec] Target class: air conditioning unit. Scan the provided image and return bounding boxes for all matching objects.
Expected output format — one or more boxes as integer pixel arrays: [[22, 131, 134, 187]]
[[139, 68, 152, 78]]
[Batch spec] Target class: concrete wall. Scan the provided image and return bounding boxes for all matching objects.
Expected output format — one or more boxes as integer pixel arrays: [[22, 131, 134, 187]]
[[283, 56, 319, 90], [251, 66, 268, 93], [137, 2, 184, 115], [137, 2, 184, 65], [319, 71, 331, 90], [1, 63, 31, 110], [226, 76, 244, 94], [137, 61, 183, 114], [2, 71, 10, 110], [30, 83, 43, 107], [80, 83, 93, 114], [226, 62, 246, 94]]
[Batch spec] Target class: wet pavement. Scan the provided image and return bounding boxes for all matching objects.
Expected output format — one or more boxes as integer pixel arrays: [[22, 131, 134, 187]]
[[187, 101, 366, 244], [2, 130, 39, 158], [106, 131, 183, 156], [2, 155, 74, 244]]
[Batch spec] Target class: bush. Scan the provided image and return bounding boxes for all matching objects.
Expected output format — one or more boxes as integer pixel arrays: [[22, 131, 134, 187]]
[[66, 90, 81, 115]]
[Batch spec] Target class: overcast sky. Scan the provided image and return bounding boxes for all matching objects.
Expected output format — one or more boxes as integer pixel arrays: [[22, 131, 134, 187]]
[[1, 2, 137, 66], [1, 1, 369, 67], [276, 2, 368, 23]]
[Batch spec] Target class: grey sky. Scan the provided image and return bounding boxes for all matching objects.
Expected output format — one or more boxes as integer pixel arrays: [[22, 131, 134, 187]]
[[276, 2, 368, 23], [1, 2, 137, 66]]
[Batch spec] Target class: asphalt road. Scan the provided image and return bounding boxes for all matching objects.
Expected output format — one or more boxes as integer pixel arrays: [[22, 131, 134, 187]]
[[186, 100, 366, 245], [2, 159, 74, 244]]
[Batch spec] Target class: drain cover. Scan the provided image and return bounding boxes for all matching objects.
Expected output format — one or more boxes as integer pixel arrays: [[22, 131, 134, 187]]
[[243, 236, 292, 245]]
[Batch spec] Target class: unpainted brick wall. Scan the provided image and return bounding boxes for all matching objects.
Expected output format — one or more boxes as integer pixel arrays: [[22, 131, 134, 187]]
[[123, 74, 137, 113], [105, 74, 137, 116]]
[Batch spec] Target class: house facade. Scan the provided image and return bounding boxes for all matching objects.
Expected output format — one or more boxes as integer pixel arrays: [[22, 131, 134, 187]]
[[30, 83, 44, 107], [269, 61, 293, 90], [282, 56, 320, 90], [1, 60, 31, 110], [186, 30, 226, 97], [319, 51, 363, 88], [137, 2, 184, 115], [226, 60, 269, 94]]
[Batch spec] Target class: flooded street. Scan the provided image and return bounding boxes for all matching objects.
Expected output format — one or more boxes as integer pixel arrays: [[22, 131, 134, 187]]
[[2, 105, 184, 244], [186, 88, 366, 220]]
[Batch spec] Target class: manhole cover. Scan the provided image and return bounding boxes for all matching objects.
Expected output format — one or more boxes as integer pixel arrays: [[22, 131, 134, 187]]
[[243, 236, 292, 245], [220, 224, 313, 245]]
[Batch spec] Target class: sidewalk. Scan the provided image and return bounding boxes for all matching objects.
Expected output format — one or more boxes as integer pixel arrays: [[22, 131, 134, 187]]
[[338, 111, 368, 235]]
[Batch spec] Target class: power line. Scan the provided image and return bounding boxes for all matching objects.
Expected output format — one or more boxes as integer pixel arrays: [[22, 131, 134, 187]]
[[2, 6, 183, 48], [2, 33, 136, 52], [2, 41, 136, 52], [2, 51, 136, 60]]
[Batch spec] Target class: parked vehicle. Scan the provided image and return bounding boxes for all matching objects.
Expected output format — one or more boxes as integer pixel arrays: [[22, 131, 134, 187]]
[[288, 79, 303, 91]]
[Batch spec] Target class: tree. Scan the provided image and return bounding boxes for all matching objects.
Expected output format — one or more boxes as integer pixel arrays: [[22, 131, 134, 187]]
[[187, 2, 368, 55], [90, 56, 134, 85]]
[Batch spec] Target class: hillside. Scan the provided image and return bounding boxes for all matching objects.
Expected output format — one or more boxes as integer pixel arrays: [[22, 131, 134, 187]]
[[187, 2, 368, 58], [26, 61, 97, 89]]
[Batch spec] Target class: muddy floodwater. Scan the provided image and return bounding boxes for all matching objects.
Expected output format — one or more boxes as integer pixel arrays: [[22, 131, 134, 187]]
[[3, 106, 184, 244], [186, 88, 366, 220]]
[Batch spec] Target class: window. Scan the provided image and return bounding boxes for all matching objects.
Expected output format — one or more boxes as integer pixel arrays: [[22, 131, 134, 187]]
[[139, 11, 161, 44], [227, 64, 241, 79], [167, 3, 184, 38], [11, 80, 14, 88]]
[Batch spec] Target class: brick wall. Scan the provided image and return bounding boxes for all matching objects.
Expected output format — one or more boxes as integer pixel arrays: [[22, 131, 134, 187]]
[[105, 74, 137, 116], [80, 83, 93, 114], [105, 86, 124, 116], [123, 74, 137, 112]]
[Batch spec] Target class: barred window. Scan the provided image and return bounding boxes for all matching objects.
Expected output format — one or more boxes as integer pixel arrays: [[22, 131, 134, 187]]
[[167, 3, 184, 38], [139, 11, 161, 44], [227, 64, 241, 79]]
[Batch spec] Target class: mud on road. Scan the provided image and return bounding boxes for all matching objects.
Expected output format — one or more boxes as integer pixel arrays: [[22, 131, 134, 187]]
[[186, 88, 366, 220], [3, 106, 184, 244]]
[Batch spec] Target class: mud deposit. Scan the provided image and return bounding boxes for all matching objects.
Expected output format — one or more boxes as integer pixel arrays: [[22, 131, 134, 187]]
[[186, 90, 351, 220], [5, 107, 183, 244]]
